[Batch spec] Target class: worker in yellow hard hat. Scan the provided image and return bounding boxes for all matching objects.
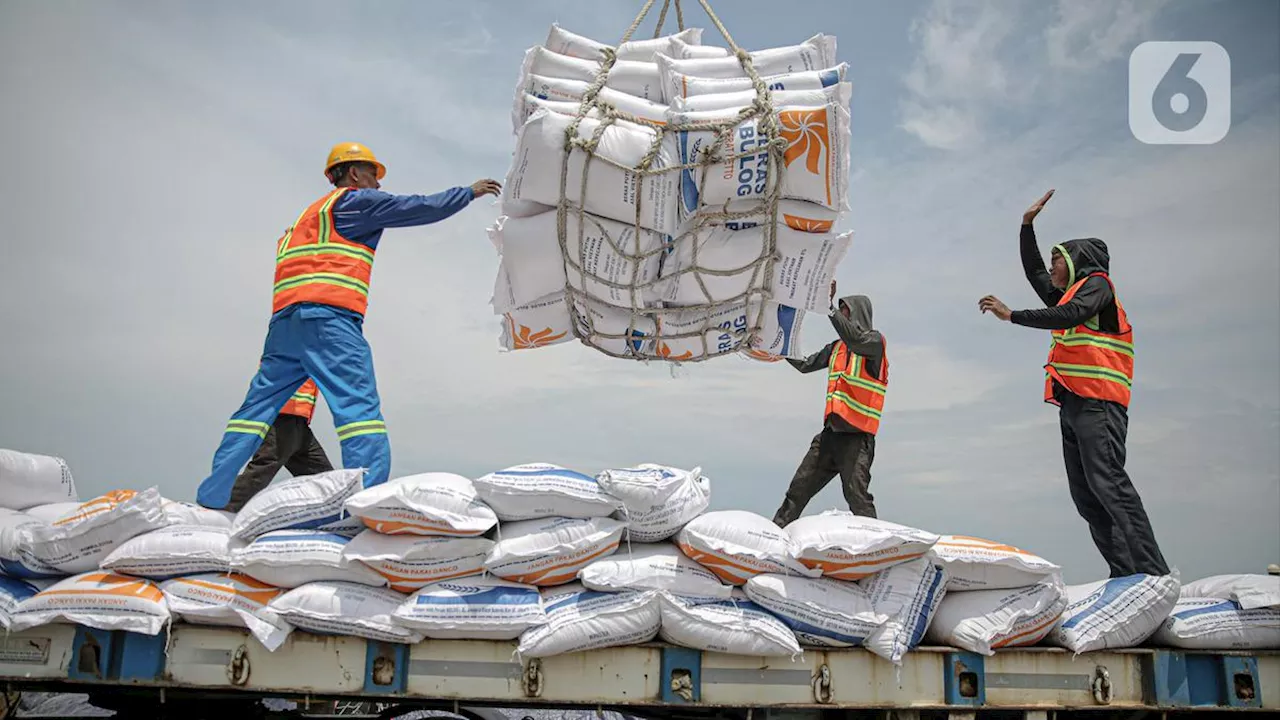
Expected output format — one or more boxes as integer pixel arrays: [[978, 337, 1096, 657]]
[[197, 142, 502, 510]]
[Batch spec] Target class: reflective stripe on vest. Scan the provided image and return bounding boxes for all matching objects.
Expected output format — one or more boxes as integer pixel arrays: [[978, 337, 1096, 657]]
[[272, 188, 377, 316], [1043, 272, 1134, 407], [279, 379, 318, 423], [824, 341, 889, 435]]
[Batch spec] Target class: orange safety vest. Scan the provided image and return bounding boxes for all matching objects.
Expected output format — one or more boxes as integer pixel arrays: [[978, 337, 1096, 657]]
[[824, 340, 889, 435], [279, 379, 318, 423], [272, 187, 377, 316], [1044, 272, 1134, 407]]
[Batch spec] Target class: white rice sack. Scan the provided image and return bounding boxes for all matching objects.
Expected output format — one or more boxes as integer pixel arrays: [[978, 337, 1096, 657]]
[[658, 223, 851, 312], [342, 530, 491, 593], [671, 83, 851, 114], [343, 472, 497, 537], [545, 24, 704, 63], [230, 468, 364, 541], [24, 488, 171, 574], [579, 542, 732, 598], [231, 530, 387, 589], [473, 463, 621, 521], [513, 74, 670, 129], [0, 448, 78, 510], [505, 109, 680, 234], [677, 510, 818, 585], [1049, 573, 1181, 653], [1152, 598, 1280, 650], [926, 581, 1067, 656], [100, 525, 232, 579], [162, 500, 234, 529], [1182, 574, 1280, 610], [786, 511, 940, 580], [656, 34, 838, 98], [654, 300, 805, 362], [489, 210, 667, 310], [393, 576, 545, 640], [0, 510, 64, 578], [931, 535, 1062, 591], [744, 574, 886, 648], [665, 63, 848, 100], [516, 46, 664, 102], [0, 575, 40, 630], [8, 571, 170, 635], [860, 555, 950, 665], [269, 581, 422, 644], [161, 573, 292, 651], [496, 292, 576, 352], [659, 590, 801, 657], [517, 582, 660, 658], [484, 516, 625, 586], [595, 464, 710, 542], [671, 100, 851, 214]]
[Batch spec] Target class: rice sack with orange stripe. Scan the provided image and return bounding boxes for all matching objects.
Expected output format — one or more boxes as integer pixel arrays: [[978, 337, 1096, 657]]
[[743, 574, 887, 648], [517, 582, 661, 659], [925, 579, 1067, 656], [100, 524, 232, 579], [230, 530, 386, 589], [161, 573, 292, 651], [393, 576, 546, 640], [484, 517, 625, 586], [594, 464, 710, 544], [269, 581, 423, 644], [342, 473, 497, 537], [785, 511, 940, 581], [342, 530, 492, 593], [24, 488, 171, 574], [7, 571, 170, 635], [677, 510, 819, 586], [473, 464, 622, 522], [931, 535, 1062, 591], [230, 468, 365, 541], [668, 98, 851, 216], [655, 34, 839, 101]]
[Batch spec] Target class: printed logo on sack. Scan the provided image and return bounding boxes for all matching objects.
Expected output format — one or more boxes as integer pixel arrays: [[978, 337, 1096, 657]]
[[1128, 41, 1230, 144], [509, 321, 567, 350], [779, 109, 829, 175], [783, 214, 833, 233]]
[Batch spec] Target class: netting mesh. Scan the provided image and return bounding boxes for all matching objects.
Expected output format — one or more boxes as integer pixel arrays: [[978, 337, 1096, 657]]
[[555, 0, 788, 363]]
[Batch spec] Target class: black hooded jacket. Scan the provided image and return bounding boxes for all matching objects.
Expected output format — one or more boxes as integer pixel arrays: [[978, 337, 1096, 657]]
[[1011, 225, 1119, 332], [788, 295, 885, 433]]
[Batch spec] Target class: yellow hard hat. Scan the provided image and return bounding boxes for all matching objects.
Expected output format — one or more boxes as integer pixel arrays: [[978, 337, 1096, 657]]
[[324, 142, 386, 180]]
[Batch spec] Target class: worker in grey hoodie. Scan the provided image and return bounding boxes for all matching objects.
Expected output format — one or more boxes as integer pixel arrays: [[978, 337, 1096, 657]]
[[773, 281, 888, 526], [980, 189, 1170, 578]]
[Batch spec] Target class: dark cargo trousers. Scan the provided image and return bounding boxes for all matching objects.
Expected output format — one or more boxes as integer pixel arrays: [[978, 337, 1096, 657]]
[[773, 428, 877, 526], [1059, 391, 1170, 577], [223, 414, 334, 513]]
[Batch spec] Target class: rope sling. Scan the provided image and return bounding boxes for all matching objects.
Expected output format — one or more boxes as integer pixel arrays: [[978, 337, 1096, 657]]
[[554, 0, 792, 363]]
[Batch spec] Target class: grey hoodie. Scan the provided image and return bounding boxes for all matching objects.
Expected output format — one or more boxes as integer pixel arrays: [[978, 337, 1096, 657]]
[[788, 294, 886, 433]]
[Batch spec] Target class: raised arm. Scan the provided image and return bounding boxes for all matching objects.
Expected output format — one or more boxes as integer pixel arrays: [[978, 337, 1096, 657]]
[[787, 342, 835, 373], [334, 179, 501, 236], [1020, 190, 1062, 307]]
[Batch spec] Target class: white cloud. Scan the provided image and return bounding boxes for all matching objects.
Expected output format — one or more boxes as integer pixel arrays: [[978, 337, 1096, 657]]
[[1045, 0, 1169, 71]]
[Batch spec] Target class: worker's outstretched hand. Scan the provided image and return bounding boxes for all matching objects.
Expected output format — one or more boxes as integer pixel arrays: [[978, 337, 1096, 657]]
[[979, 295, 1012, 321], [1023, 189, 1054, 224], [471, 179, 502, 198]]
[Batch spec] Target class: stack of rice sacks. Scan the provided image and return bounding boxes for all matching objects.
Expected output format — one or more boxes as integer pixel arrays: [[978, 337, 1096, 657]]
[[490, 22, 853, 363]]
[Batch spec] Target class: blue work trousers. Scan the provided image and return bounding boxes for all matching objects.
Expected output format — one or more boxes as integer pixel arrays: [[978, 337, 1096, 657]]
[[196, 304, 390, 509]]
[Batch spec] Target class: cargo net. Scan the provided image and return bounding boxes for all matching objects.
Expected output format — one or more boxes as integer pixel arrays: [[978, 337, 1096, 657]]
[[557, 0, 785, 364]]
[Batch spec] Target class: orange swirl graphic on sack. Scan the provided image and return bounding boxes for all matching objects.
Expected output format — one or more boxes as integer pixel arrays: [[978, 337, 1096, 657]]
[[655, 341, 693, 361], [783, 214, 833, 233], [742, 347, 782, 363], [506, 317, 566, 349], [779, 108, 832, 206]]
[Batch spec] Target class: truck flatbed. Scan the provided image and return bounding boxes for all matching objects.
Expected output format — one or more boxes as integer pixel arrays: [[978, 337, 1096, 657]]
[[1, 624, 1275, 717]]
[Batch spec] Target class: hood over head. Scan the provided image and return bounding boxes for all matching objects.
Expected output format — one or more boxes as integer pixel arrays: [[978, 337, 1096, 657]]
[[1053, 237, 1110, 286], [838, 294, 873, 332]]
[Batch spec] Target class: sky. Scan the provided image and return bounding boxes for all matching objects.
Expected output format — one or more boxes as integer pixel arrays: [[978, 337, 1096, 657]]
[[1, 0, 1276, 584]]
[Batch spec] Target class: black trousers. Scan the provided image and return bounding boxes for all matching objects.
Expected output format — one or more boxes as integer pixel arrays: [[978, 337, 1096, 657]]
[[223, 414, 334, 513], [1059, 391, 1170, 577], [773, 427, 876, 526]]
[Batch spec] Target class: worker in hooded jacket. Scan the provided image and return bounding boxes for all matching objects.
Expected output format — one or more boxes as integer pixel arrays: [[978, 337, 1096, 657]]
[[223, 378, 333, 513], [196, 142, 501, 510], [772, 280, 888, 526], [979, 189, 1170, 578]]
